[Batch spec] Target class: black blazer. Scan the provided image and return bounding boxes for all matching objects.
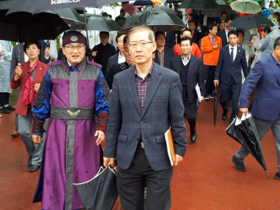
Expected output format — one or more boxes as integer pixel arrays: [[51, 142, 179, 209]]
[[217, 29, 228, 48], [106, 54, 119, 75], [170, 55, 206, 103], [154, 47, 175, 69], [105, 61, 130, 89], [165, 32, 176, 49], [215, 46, 249, 85], [191, 30, 203, 46]]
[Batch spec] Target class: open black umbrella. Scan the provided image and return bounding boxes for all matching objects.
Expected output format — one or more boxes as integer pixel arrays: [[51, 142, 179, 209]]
[[226, 114, 269, 177], [213, 87, 218, 126], [202, 2, 233, 17], [133, 0, 153, 6], [145, 5, 176, 14], [0, 10, 69, 42], [71, 15, 121, 31], [7, 0, 121, 14], [121, 10, 186, 32], [50, 8, 85, 25], [166, 0, 183, 3], [73, 166, 118, 210], [73, 7, 87, 14], [228, 15, 274, 29], [179, 0, 221, 10]]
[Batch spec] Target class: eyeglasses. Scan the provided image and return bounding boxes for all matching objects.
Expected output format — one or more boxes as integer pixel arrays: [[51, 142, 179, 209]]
[[181, 45, 191, 48], [65, 44, 85, 51], [129, 41, 154, 49]]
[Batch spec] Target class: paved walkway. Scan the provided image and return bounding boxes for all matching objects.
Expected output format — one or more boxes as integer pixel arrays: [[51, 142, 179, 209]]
[[0, 99, 279, 210]]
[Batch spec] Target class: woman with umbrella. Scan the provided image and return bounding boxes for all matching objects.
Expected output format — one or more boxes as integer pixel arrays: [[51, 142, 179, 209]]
[[10, 40, 48, 172], [251, 21, 280, 68]]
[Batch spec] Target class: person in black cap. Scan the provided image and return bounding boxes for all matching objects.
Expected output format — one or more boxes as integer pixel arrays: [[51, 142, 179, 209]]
[[92, 31, 117, 76]]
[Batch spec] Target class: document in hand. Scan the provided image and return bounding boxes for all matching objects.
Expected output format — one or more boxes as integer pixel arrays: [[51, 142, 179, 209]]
[[195, 83, 202, 102], [165, 127, 176, 166]]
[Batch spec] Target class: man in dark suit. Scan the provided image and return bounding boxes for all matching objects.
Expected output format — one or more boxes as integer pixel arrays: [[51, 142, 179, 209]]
[[217, 16, 234, 48], [106, 32, 127, 75], [106, 35, 133, 89], [188, 20, 203, 46], [170, 36, 205, 143], [104, 26, 187, 210], [154, 31, 175, 69], [214, 30, 249, 123], [232, 38, 280, 181], [165, 31, 176, 49]]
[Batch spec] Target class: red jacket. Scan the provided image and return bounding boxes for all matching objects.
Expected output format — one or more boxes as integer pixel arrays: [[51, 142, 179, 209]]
[[173, 43, 202, 58], [201, 34, 222, 66], [10, 61, 48, 117]]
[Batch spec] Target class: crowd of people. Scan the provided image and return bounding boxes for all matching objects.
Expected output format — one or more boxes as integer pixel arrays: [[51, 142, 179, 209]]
[[0, 5, 280, 210]]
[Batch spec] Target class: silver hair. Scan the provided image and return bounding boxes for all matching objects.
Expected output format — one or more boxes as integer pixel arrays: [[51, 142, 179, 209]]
[[127, 26, 155, 43]]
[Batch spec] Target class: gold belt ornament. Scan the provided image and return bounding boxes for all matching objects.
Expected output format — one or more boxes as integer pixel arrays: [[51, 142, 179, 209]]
[[67, 110, 81, 118]]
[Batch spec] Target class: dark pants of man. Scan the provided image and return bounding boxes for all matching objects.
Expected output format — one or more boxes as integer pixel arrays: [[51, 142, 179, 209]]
[[0, 92, 9, 106], [182, 86, 197, 136], [117, 146, 173, 210], [220, 77, 241, 121], [204, 65, 216, 97]]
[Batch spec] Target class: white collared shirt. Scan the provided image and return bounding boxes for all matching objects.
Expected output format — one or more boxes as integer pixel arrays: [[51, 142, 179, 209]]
[[225, 29, 229, 43], [24, 52, 29, 62], [181, 54, 191, 66], [118, 52, 126, 64], [229, 45, 238, 62]]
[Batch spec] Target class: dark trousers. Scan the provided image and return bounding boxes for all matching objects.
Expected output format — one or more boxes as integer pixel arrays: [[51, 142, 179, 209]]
[[15, 87, 20, 131], [182, 86, 197, 136], [220, 77, 241, 120], [204, 65, 216, 96], [0, 92, 10, 106], [117, 147, 173, 210]]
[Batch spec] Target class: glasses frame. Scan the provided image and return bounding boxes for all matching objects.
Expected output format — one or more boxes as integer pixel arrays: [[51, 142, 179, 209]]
[[129, 41, 154, 49], [65, 44, 86, 52]]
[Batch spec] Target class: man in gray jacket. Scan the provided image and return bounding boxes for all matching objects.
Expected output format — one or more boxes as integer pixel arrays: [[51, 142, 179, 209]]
[[104, 26, 187, 210]]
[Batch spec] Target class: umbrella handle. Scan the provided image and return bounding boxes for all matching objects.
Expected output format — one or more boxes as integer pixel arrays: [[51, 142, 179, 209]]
[[265, 170, 270, 178]]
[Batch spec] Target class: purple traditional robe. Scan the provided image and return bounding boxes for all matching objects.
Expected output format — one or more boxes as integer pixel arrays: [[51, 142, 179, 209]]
[[32, 58, 110, 210]]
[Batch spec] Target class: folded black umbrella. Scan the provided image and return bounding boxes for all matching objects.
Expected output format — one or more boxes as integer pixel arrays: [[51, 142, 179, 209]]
[[73, 166, 118, 210], [213, 87, 218, 126], [241, 114, 269, 177], [226, 114, 269, 177], [226, 117, 251, 153]]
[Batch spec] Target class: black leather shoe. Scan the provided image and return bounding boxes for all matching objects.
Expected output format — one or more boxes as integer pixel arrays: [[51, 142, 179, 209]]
[[190, 134, 197, 143], [6, 105, 15, 111], [232, 156, 246, 172], [0, 107, 10, 114], [274, 173, 280, 181], [222, 112, 228, 121], [29, 165, 40, 172], [28, 156, 32, 167]]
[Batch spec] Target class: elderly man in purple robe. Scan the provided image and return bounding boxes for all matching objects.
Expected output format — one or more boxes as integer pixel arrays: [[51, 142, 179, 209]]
[[31, 31, 110, 210]]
